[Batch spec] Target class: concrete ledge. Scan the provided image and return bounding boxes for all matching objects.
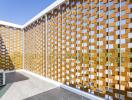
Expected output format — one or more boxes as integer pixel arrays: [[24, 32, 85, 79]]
[[21, 69, 61, 86], [4, 69, 23, 74], [61, 84, 104, 100]]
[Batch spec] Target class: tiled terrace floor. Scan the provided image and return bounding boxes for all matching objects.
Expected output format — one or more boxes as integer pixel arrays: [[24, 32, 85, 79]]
[[0, 71, 91, 100]]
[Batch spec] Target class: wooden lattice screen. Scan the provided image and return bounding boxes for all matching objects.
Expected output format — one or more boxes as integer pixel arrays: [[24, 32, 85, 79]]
[[0, 25, 23, 70], [24, 0, 132, 99]]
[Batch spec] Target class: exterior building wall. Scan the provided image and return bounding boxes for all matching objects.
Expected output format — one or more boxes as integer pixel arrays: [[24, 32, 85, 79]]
[[0, 25, 23, 70], [24, 0, 132, 99], [24, 17, 46, 76]]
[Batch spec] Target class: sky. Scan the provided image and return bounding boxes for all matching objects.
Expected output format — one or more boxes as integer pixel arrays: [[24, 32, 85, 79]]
[[0, 0, 56, 25]]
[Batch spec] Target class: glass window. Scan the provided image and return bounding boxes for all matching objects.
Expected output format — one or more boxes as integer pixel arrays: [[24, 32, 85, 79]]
[[89, 31, 94, 35], [82, 29, 87, 33], [82, 9, 87, 13], [82, 36, 87, 40], [71, 38, 74, 42], [121, 11, 126, 15], [106, 44, 113, 49], [82, 43, 87, 47], [97, 34, 103, 38], [116, 2, 126, 8], [106, 27, 114, 32], [129, 4, 132, 8], [89, 46, 95, 50], [116, 29, 125, 35], [77, 15, 81, 18], [100, 2, 104, 6], [101, 9, 104, 13], [120, 48, 125, 53], [90, 2, 94, 6], [97, 25, 103, 30], [128, 43, 132, 48], [76, 34, 80, 38], [82, 2, 87, 6], [116, 20, 126, 26], [106, 18, 114, 24], [89, 24, 94, 28], [83, 16, 87, 20], [82, 50, 87, 53], [76, 40, 80, 44], [97, 18, 103, 22], [71, 44, 75, 47], [106, 36, 114, 40], [89, 39, 94, 43], [129, 14, 132, 18], [77, 1, 80, 5], [106, 10, 114, 15], [89, 16, 95, 21], [82, 23, 87, 27], [116, 39, 126, 44], [71, 32, 75, 36], [128, 33, 132, 38], [71, 1, 75, 6], [77, 28, 81, 31], [106, 1, 113, 7], [97, 41, 103, 46], [76, 47, 80, 50], [71, 15, 75, 18], [121, 2, 126, 6], [90, 9, 94, 14], [129, 23, 132, 28]]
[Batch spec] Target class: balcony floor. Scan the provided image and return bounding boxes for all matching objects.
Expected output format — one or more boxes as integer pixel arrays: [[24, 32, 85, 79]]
[[0, 71, 91, 100]]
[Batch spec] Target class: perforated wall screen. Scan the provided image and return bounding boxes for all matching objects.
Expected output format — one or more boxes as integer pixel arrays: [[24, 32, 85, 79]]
[[23, 0, 132, 99], [0, 25, 23, 70]]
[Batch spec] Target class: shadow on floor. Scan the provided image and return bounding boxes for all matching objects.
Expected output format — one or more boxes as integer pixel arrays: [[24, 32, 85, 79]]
[[5, 72, 29, 84], [0, 72, 29, 97], [24, 87, 91, 100]]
